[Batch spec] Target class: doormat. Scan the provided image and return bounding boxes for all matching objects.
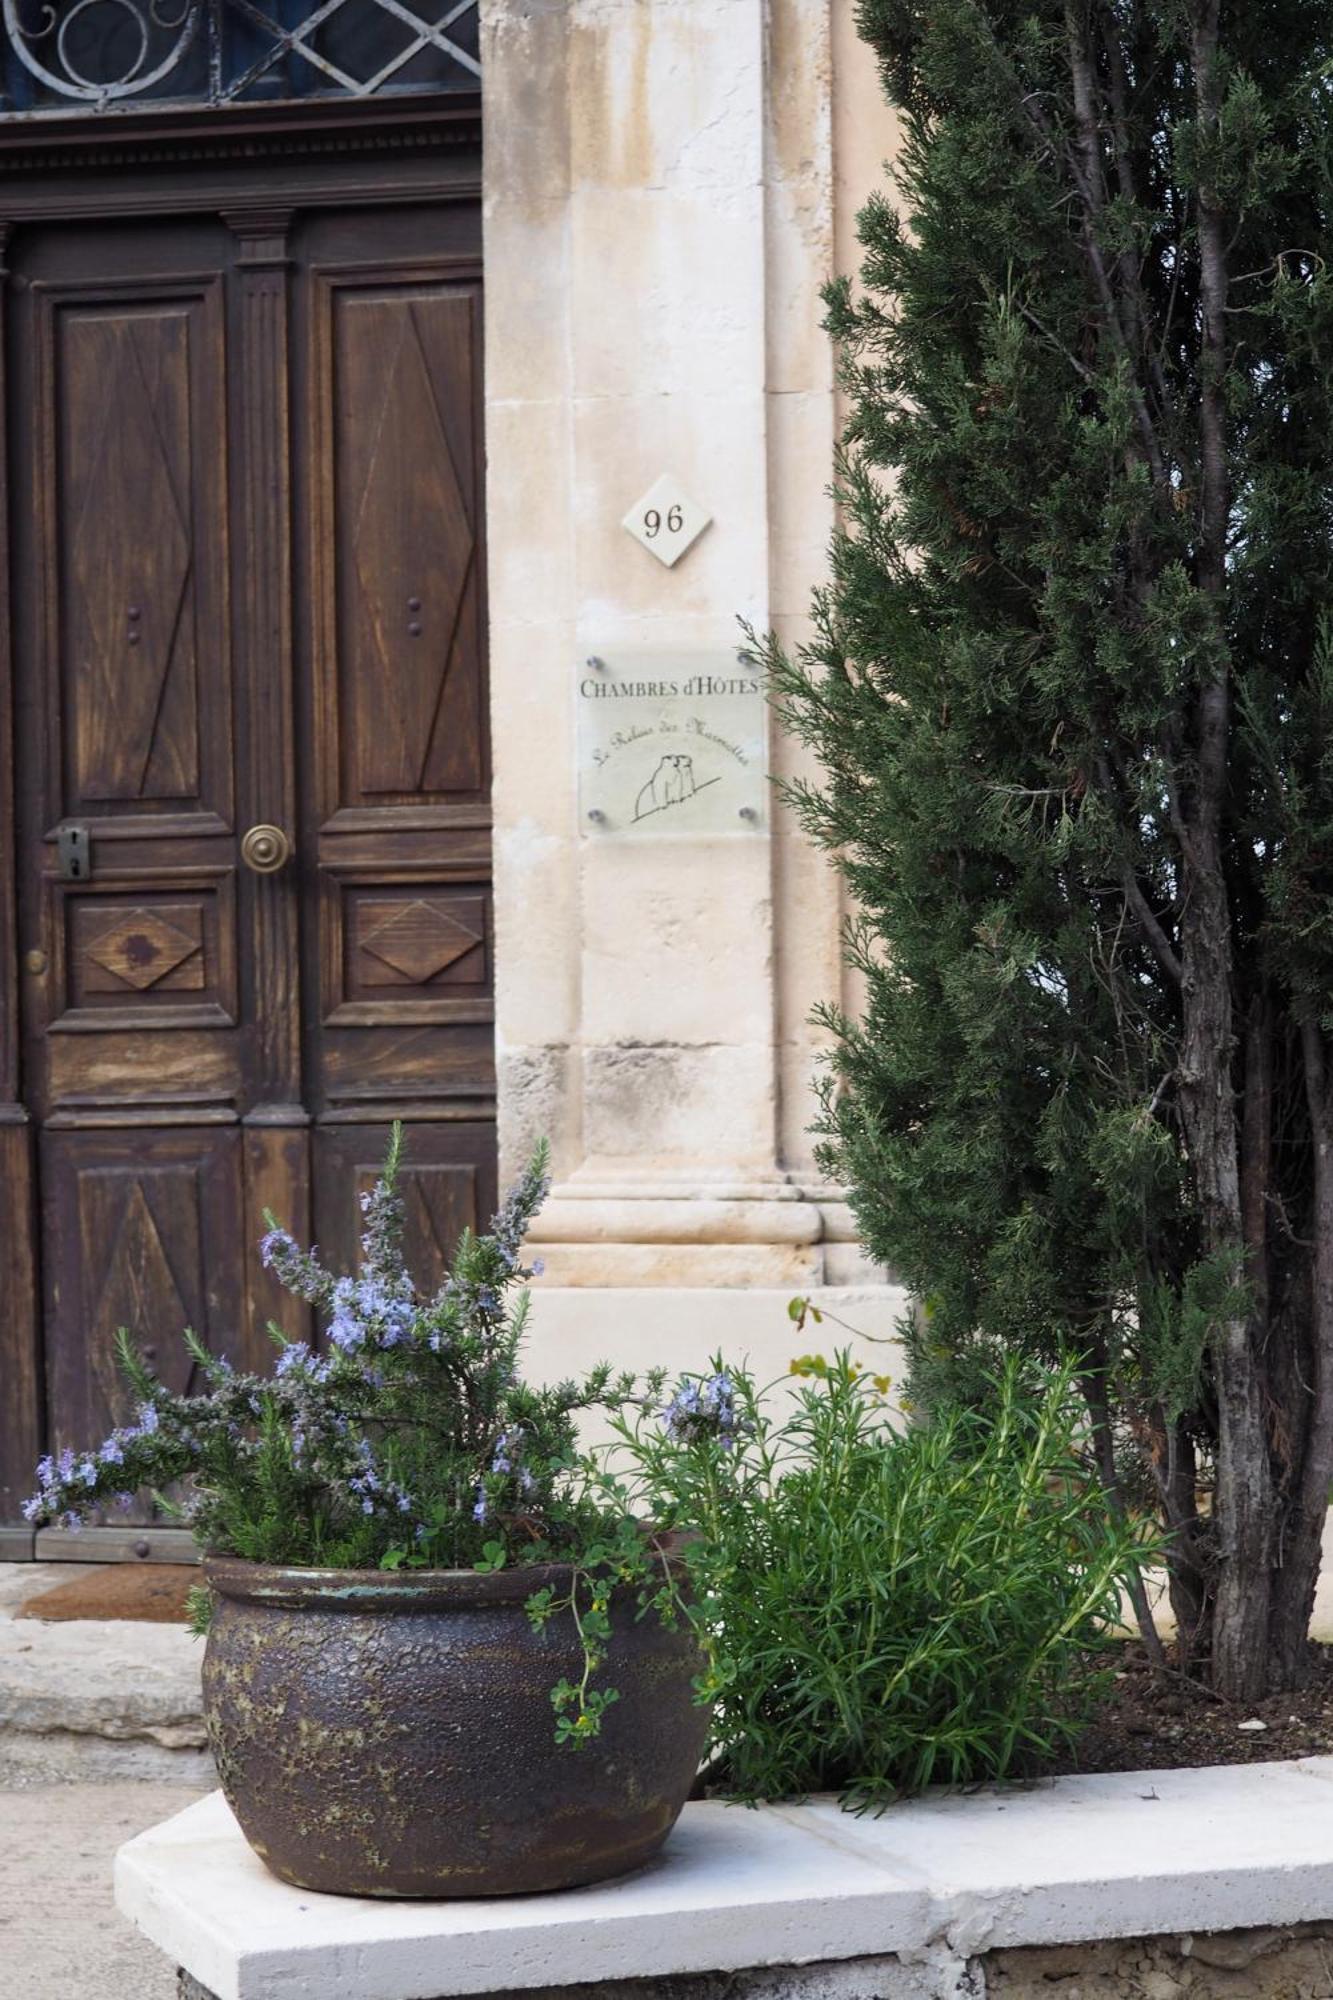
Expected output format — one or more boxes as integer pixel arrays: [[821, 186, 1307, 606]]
[[15, 1563, 197, 1624]]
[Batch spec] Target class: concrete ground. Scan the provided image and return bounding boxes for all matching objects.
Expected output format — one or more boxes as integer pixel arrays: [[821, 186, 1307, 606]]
[[0, 1562, 208, 1997], [0, 1781, 207, 2000]]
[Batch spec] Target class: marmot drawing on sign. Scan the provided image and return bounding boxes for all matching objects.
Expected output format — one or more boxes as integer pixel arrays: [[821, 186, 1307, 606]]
[[635, 754, 698, 820]]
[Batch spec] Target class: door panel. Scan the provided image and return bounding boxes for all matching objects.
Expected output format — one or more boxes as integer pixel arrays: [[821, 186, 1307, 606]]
[[55, 290, 230, 814], [52, 876, 238, 1027], [331, 280, 484, 804], [298, 207, 494, 1279], [41, 1127, 245, 1510], [314, 1121, 496, 1299], [4, 191, 494, 1531], [37, 272, 233, 829]]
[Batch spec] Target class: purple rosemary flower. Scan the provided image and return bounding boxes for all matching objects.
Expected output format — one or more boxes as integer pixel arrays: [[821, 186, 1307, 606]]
[[356, 1158, 413, 1299], [327, 1276, 364, 1353], [661, 1371, 748, 1449], [260, 1227, 334, 1308], [488, 1153, 552, 1272], [274, 1342, 330, 1384], [344, 1437, 412, 1520]]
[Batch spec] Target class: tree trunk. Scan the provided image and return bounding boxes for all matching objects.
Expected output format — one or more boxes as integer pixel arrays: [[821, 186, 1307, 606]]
[[1149, 1407, 1209, 1668], [1176, 0, 1274, 1704], [1081, 1355, 1166, 1667]]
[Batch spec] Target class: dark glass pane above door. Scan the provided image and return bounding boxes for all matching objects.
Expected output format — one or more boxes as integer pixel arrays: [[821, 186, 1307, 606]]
[[0, 0, 478, 117]]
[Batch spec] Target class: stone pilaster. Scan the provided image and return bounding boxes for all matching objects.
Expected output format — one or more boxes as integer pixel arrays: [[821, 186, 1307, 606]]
[[481, 0, 903, 1346]]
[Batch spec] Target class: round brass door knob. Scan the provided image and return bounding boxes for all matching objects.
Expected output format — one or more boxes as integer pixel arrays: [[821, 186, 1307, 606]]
[[241, 824, 293, 874]]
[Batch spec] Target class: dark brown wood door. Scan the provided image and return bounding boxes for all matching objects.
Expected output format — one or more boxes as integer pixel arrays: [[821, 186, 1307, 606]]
[[2, 195, 494, 1528]]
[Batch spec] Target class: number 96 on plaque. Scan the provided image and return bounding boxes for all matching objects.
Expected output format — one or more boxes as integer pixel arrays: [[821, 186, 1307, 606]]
[[621, 475, 712, 569]]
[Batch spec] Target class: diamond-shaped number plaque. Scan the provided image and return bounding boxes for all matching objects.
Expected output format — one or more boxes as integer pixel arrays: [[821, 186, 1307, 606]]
[[622, 475, 711, 568]]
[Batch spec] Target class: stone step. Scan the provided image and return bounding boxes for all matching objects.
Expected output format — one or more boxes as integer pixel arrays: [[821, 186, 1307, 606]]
[[0, 1564, 210, 1786]]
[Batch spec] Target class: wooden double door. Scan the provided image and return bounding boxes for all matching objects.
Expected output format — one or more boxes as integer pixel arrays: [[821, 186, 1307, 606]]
[[1, 189, 496, 1529]]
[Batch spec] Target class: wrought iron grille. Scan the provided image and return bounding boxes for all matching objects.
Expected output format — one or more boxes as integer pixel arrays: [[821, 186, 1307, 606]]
[[0, 0, 479, 116]]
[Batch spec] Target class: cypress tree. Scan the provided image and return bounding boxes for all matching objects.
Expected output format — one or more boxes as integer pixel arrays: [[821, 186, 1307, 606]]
[[771, 0, 1333, 1698]]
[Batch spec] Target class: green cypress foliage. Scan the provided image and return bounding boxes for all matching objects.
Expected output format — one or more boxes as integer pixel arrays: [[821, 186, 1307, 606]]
[[770, 0, 1333, 1698]]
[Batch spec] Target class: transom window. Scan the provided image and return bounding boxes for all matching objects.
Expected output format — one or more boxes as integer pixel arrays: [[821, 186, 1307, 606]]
[[0, 0, 479, 115]]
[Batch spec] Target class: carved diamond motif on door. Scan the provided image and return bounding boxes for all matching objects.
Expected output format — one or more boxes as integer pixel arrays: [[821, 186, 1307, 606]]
[[85, 908, 202, 990], [359, 898, 483, 984]]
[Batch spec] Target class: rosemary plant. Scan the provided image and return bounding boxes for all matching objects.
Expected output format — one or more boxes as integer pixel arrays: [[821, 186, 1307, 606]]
[[611, 1355, 1157, 1805], [24, 1129, 680, 1741]]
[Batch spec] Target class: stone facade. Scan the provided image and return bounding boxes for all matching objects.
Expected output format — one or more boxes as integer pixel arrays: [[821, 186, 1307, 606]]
[[176, 1925, 1333, 2000], [479, 0, 909, 1382]]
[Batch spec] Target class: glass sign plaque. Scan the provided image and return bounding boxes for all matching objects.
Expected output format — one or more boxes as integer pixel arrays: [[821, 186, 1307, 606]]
[[577, 652, 768, 836]]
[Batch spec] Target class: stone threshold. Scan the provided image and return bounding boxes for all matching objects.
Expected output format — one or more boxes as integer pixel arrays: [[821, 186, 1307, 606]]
[[116, 1758, 1333, 2000], [0, 1561, 209, 1785]]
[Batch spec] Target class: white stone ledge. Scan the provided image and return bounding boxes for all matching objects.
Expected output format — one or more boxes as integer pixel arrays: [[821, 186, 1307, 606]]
[[115, 1759, 1333, 2000], [528, 1198, 825, 1245]]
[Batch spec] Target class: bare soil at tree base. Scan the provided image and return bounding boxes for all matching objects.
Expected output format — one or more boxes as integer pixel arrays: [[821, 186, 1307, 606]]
[[1046, 1641, 1333, 1774]]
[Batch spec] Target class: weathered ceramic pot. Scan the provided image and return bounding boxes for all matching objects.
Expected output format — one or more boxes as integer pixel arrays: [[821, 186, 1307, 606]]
[[201, 1554, 709, 1898]]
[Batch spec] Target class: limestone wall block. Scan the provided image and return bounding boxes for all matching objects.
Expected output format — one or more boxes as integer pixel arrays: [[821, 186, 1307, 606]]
[[582, 1041, 776, 1166], [569, 187, 765, 400], [524, 1282, 911, 1385], [484, 400, 577, 623], [764, 0, 835, 400], [481, 197, 572, 405], [480, 0, 572, 209], [529, 1241, 824, 1288], [496, 1042, 582, 1183], [766, 391, 838, 619], [569, 390, 769, 628], [488, 622, 578, 818], [493, 831, 578, 1047], [567, 0, 764, 200], [528, 1197, 821, 1246], [580, 837, 774, 1046]]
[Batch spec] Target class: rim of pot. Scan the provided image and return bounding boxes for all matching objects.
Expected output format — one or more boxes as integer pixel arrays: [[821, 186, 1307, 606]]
[[202, 1536, 688, 1612]]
